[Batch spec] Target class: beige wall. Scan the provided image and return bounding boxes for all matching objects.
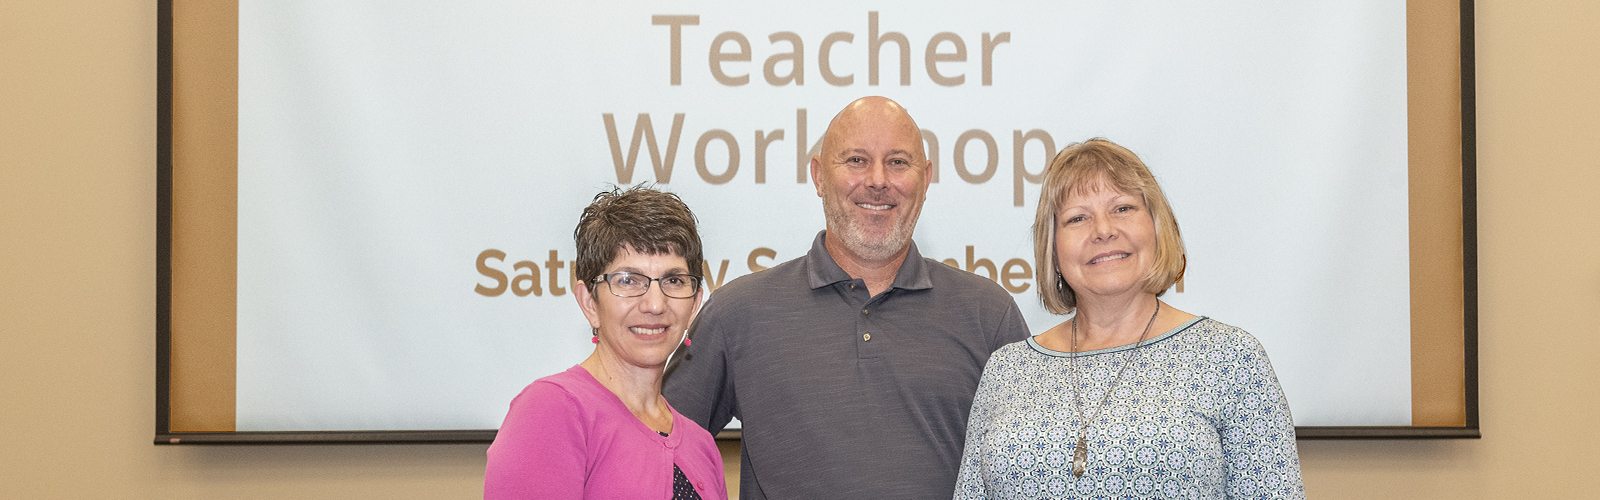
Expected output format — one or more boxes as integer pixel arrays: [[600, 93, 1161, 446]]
[[3, 1, 1597, 497]]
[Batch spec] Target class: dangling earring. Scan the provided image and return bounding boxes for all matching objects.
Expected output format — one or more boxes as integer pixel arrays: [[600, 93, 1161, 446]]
[[590, 327, 599, 344]]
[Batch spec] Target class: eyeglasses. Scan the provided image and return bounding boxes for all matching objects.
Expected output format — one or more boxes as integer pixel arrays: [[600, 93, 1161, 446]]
[[592, 272, 701, 299]]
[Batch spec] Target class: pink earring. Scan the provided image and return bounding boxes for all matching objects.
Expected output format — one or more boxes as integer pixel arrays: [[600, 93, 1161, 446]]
[[683, 338, 692, 346], [591, 336, 599, 344]]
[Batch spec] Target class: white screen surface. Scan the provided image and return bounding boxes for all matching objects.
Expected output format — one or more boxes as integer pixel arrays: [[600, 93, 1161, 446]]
[[237, 0, 1409, 431]]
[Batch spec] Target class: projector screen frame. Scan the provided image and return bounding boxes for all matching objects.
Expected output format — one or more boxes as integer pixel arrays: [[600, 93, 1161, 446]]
[[155, 0, 1480, 445]]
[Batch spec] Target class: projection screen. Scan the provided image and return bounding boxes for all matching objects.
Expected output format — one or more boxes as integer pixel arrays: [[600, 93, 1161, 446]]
[[158, 0, 1476, 443]]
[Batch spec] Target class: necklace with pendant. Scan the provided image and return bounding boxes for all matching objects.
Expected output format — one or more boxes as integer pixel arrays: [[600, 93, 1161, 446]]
[[1070, 300, 1160, 478]]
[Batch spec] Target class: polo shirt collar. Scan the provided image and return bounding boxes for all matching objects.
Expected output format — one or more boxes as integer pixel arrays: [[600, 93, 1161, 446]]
[[805, 230, 935, 292]]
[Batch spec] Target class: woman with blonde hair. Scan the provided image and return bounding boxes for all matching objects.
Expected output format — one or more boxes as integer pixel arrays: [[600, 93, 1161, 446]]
[[955, 139, 1304, 499]]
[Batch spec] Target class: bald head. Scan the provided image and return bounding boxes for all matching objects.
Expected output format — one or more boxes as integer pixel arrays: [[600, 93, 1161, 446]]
[[821, 96, 927, 163], [809, 96, 933, 267]]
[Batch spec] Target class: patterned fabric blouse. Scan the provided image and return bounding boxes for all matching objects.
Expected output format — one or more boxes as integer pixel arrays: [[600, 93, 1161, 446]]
[[954, 317, 1304, 499], [672, 463, 704, 500]]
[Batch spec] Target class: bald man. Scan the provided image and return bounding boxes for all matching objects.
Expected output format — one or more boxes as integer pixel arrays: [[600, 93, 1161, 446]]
[[664, 97, 1030, 499]]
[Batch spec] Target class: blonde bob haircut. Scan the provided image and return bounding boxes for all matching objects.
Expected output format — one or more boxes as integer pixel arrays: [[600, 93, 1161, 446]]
[[1032, 138, 1186, 314]]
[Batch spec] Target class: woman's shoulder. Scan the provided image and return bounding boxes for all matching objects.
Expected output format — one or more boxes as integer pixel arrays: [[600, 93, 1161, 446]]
[[1176, 317, 1272, 356], [494, 368, 604, 451], [510, 366, 602, 408], [668, 406, 720, 448], [983, 338, 1049, 369], [996, 337, 1039, 357], [1182, 317, 1248, 338]]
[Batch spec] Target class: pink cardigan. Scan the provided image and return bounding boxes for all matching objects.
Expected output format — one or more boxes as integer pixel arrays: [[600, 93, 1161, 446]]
[[485, 366, 727, 499]]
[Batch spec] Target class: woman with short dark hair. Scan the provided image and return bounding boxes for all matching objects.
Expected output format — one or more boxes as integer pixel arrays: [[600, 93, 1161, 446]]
[[486, 185, 725, 500]]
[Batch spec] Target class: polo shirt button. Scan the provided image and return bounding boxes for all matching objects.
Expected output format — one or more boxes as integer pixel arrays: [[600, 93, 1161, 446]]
[[863, 333, 871, 341], [862, 308, 869, 315]]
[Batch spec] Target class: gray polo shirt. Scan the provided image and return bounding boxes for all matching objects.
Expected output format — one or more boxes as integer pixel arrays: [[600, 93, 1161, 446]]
[[664, 231, 1031, 500]]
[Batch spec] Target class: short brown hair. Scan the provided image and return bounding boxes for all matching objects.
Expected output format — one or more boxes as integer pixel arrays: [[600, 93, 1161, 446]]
[[573, 185, 704, 291], [1032, 139, 1186, 314]]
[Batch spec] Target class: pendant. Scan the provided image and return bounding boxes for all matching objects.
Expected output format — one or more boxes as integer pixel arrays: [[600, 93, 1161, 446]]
[[1072, 434, 1088, 477]]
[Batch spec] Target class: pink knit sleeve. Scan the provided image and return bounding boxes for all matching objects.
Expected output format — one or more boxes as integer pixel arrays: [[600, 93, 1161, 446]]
[[485, 381, 588, 499]]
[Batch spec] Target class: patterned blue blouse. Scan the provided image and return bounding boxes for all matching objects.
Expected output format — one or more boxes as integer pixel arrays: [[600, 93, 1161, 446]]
[[954, 317, 1304, 499]]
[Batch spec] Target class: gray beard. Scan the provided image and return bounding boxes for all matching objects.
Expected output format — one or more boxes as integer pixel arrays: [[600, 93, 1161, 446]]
[[822, 194, 919, 262]]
